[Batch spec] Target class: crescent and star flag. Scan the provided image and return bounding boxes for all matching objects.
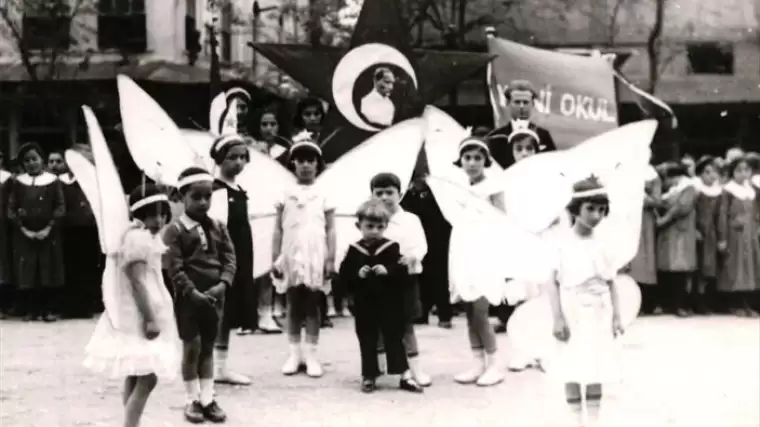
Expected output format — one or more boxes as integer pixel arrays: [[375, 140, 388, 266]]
[[251, 0, 493, 163], [487, 36, 677, 150]]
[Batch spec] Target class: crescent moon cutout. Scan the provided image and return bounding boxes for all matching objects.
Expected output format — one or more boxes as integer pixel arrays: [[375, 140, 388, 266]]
[[332, 43, 418, 132]]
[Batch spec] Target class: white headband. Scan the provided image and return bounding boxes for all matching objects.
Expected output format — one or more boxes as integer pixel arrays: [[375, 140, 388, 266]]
[[177, 173, 214, 189], [226, 87, 251, 101], [508, 128, 540, 144], [213, 134, 245, 153], [289, 141, 322, 157], [129, 193, 168, 212], [458, 138, 490, 156], [572, 187, 607, 199]]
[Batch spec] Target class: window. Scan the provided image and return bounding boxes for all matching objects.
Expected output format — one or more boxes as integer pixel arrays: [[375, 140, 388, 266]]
[[22, 0, 72, 50], [98, 0, 147, 53], [18, 97, 69, 155], [219, 2, 232, 63], [687, 43, 734, 75]]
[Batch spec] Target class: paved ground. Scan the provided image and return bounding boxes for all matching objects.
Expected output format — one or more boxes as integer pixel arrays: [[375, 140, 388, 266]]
[[1, 314, 758, 427]]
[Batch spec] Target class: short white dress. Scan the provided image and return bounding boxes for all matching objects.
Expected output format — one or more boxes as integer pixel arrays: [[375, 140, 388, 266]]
[[548, 228, 622, 385], [273, 184, 334, 294], [84, 223, 181, 380]]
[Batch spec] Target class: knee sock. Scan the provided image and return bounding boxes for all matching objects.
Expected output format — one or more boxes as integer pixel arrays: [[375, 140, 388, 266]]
[[199, 378, 214, 406], [214, 348, 228, 372], [184, 379, 200, 404]]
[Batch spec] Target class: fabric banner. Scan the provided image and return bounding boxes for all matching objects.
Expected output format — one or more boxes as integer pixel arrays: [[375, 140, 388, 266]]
[[487, 37, 619, 150]]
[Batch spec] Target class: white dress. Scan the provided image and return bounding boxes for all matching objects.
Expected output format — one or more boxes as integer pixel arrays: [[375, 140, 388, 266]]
[[273, 184, 334, 294], [548, 228, 622, 385], [448, 178, 510, 304], [84, 224, 181, 380]]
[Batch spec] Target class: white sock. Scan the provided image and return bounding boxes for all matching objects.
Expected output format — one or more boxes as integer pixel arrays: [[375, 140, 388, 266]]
[[184, 379, 200, 404], [215, 348, 228, 373], [199, 378, 215, 406]]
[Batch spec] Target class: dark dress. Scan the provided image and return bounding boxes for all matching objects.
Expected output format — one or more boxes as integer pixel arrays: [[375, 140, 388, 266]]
[[59, 173, 103, 316], [695, 189, 721, 279], [340, 238, 410, 378], [0, 170, 12, 286], [213, 180, 257, 331], [6, 172, 65, 291], [716, 185, 760, 293]]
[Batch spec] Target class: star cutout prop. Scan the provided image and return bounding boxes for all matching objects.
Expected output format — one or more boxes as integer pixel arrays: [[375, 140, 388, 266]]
[[252, 0, 493, 162]]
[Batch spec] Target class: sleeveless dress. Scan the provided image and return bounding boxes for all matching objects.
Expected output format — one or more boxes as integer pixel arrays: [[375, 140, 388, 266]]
[[84, 223, 180, 379]]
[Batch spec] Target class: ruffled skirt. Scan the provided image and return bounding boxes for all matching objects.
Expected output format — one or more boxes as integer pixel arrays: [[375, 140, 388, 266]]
[[83, 312, 181, 380]]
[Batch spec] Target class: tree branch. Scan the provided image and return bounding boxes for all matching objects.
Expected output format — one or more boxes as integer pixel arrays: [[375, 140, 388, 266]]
[[646, 0, 666, 93]]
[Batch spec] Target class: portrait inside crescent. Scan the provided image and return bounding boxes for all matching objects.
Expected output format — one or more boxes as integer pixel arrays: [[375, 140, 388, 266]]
[[351, 64, 417, 129]]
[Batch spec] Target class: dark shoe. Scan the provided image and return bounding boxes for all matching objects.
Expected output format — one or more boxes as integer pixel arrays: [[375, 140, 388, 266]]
[[202, 400, 227, 423], [23, 313, 37, 322], [399, 377, 424, 393], [675, 308, 690, 318], [493, 322, 507, 334], [321, 318, 333, 328], [438, 320, 452, 329], [413, 317, 429, 325], [361, 378, 376, 393], [42, 313, 58, 322], [184, 401, 205, 424]]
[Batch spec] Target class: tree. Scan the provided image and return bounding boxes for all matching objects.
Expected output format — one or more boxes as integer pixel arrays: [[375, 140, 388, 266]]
[[0, 0, 93, 82]]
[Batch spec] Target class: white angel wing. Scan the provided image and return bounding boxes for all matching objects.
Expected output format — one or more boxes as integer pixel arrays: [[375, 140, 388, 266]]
[[320, 118, 425, 270], [238, 149, 298, 278], [82, 105, 131, 330], [489, 120, 658, 235], [315, 118, 425, 216], [118, 75, 204, 186], [422, 106, 502, 184], [64, 150, 105, 251], [425, 176, 554, 305], [209, 92, 227, 136], [180, 129, 216, 172]]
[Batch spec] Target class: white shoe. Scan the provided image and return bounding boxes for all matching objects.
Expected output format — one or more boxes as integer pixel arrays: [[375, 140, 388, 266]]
[[258, 316, 282, 334], [409, 356, 432, 387], [454, 351, 485, 384], [304, 344, 323, 378], [281, 344, 302, 376], [215, 369, 252, 385], [476, 353, 504, 387]]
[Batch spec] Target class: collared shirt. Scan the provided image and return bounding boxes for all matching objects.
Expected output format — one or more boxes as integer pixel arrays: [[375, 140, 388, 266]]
[[163, 213, 237, 296], [384, 208, 427, 274], [360, 89, 394, 126]]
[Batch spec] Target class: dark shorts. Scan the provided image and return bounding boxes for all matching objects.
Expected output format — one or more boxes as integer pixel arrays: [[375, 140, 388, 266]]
[[174, 292, 223, 344]]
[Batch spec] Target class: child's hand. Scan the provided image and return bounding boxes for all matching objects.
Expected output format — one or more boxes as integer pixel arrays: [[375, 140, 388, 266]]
[[358, 265, 371, 278], [189, 289, 213, 306], [143, 319, 160, 340], [718, 241, 727, 252], [37, 226, 51, 240], [612, 315, 624, 338], [552, 317, 570, 342], [20, 227, 36, 239], [372, 265, 388, 276], [399, 255, 414, 267], [323, 260, 335, 279], [205, 282, 226, 304]]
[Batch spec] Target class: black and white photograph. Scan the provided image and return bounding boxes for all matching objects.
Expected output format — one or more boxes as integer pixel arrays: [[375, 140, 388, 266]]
[[0, 0, 758, 426]]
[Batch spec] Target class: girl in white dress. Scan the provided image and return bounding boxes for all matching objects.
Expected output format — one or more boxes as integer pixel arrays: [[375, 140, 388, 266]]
[[84, 184, 180, 427], [449, 136, 505, 387], [272, 134, 337, 378], [547, 176, 624, 427]]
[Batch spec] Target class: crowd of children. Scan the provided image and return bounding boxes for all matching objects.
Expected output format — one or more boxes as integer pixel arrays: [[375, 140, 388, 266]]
[[630, 147, 760, 317], [0, 144, 102, 321]]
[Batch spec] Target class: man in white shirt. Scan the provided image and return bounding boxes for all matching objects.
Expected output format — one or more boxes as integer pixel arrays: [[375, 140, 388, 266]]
[[360, 67, 396, 127]]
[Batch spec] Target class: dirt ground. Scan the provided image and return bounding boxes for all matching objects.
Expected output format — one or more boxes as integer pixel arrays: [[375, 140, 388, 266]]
[[1, 314, 758, 427]]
